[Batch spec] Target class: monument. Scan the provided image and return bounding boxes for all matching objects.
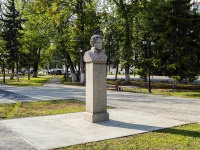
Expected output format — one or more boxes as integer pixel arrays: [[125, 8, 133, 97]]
[[84, 31, 109, 123]]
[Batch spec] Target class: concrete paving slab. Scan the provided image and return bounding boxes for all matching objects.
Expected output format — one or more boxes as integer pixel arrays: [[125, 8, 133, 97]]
[[1, 109, 188, 150], [0, 122, 37, 150]]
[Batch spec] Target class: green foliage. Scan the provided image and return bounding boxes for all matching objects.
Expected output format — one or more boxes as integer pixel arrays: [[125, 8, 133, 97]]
[[1, 0, 200, 82], [0, 34, 5, 52], [31, 0, 100, 82], [136, 0, 200, 83], [0, 0, 24, 71], [101, 0, 142, 82], [21, 1, 51, 76]]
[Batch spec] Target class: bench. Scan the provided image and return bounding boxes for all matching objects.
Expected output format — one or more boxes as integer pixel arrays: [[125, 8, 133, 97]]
[[117, 85, 141, 93], [107, 84, 141, 93]]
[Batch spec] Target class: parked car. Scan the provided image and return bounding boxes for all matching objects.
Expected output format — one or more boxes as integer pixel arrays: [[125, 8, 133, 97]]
[[55, 69, 63, 75]]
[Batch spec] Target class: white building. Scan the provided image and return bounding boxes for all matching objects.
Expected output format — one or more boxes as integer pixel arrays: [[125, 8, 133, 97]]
[[192, 2, 200, 12]]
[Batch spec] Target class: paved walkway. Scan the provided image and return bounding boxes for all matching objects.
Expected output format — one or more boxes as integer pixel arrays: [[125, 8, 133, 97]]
[[0, 78, 200, 149]]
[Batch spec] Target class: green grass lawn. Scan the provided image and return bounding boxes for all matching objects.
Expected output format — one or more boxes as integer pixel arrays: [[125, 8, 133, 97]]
[[0, 100, 113, 119], [57, 123, 200, 150], [0, 76, 50, 86], [0, 100, 85, 119], [107, 80, 200, 99], [60, 76, 84, 86]]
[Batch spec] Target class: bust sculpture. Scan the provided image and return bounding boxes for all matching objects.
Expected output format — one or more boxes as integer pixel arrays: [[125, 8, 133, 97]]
[[84, 34, 107, 63], [84, 31, 109, 122]]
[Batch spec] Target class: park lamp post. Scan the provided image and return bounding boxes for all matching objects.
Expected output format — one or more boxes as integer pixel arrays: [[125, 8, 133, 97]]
[[79, 47, 84, 68], [79, 47, 85, 84], [142, 35, 155, 93], [0, 52, 9, 83]]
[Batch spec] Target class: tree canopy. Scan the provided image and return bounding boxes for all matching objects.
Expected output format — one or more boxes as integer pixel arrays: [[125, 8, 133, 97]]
[[0, 0, 24, 80], [0, 0, 200, 83]]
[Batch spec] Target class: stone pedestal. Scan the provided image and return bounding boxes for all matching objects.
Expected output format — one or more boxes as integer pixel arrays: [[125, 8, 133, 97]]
[[84, 49, 109, 123]]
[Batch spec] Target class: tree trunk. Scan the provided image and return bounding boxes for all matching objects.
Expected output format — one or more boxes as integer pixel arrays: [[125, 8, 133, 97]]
[[125, 65, 130, 83], [33, 71, 37, 77], [80, 73, 85, 84], [71, 73, 79, 82], [115, 63, 119, 80], [16, 62, 19, 82], [32, 47, 40, 78], [10, 67, 14, 80], [66, 65, 69, 78], [33, 65, 38, 77], [27, 66, 30, 80], [77, 1, 85, 84], [66, 53, 79, 82], [121, 1, 132, 83]]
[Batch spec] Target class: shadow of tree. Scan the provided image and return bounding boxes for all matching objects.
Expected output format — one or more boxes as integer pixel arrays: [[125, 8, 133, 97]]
[[0, 89, 35, 101], [184, 93, 200, 98], [156, 125, 200, 138]]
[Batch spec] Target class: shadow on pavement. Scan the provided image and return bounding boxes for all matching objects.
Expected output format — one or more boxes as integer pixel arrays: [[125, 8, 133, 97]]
[[97, 119, 163, 131], [0, 89, 36, 101]]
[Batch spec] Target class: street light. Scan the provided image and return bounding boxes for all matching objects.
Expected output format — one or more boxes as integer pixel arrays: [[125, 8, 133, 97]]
[[142, 35, 155, 93], [79, 47, 85, 84], [0, 52, 9, 83]]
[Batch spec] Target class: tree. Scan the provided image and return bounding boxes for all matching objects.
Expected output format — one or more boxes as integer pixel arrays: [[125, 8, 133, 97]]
[[138, 0, 200, 82], [22, 1, 50, 77], [103, 0, 141, 83], [32, 0, 78, 81], [0, 0, 24, 80], [74, 0, 101, 84], [33, 0, 101, 82], [0, 30, 5, 52], [101, 13, 122, 80]]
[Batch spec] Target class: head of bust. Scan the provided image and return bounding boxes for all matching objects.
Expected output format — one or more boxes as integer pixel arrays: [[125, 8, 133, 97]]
[[90, 34, 103, 51]]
